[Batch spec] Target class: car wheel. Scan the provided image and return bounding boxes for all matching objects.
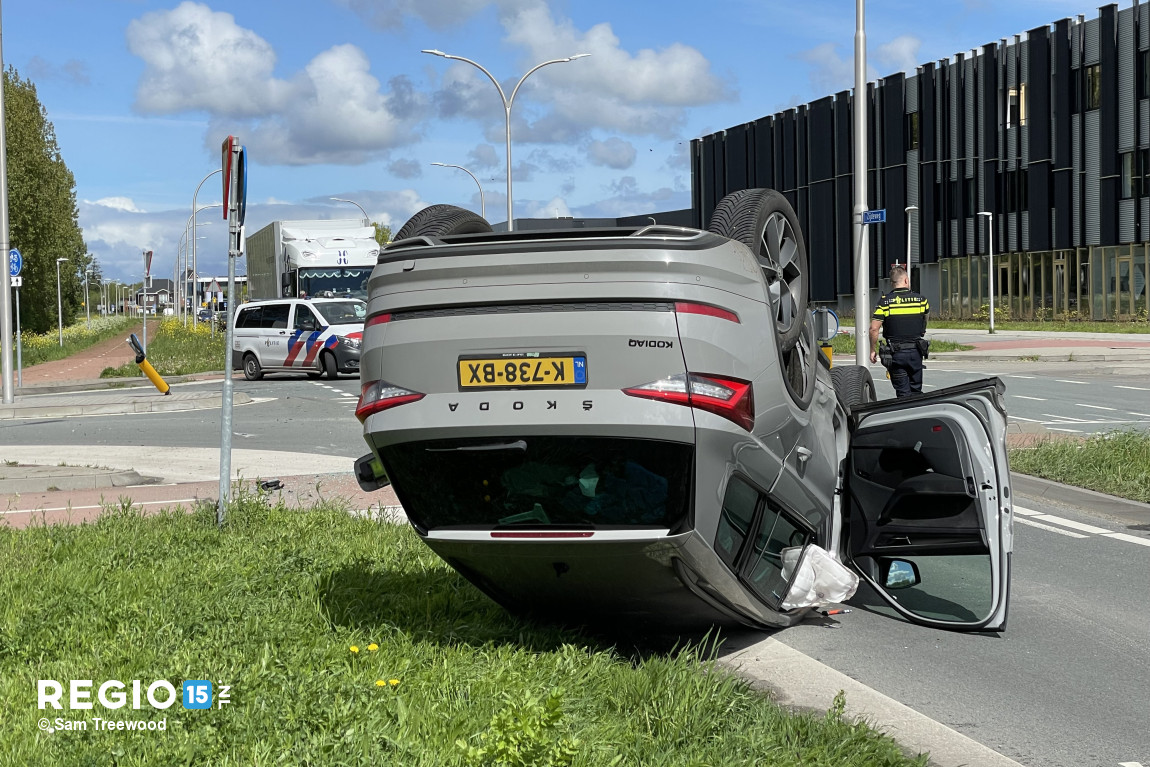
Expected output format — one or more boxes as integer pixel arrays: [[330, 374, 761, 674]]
[[306, 370, 322, 379], [779, 313, 818, 409], [322, 351, 339, 380], [707, 188, 809, 352], [243, 353, 263, 381], [393, 204, 493, 241], [830, 365, 876, 413]]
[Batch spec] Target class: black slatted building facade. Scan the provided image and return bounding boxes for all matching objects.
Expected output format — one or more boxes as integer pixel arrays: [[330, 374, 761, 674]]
[[691, 3, 1150, 320]]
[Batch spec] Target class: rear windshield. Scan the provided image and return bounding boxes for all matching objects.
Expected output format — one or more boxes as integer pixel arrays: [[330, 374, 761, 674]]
[[314, 300, 366, 325], [380, 436, 693, 530]]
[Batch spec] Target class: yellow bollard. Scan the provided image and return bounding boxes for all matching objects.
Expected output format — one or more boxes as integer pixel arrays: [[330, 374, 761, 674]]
[[819, 343, 834, 368], [127, 333, 170, 395]]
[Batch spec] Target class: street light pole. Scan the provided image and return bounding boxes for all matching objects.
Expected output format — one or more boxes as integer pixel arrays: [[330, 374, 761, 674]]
[[182, 205, 219, 323], [84, 268, 92, 329], [904, 205, 918, 269], [977, 211, 996, 334], [422, 49, 590, 231], [329, 197, 370, 227], [191, 168, 222, 329], [55, 257, 68, 346], [852, 0, 870, 367], [431, 162, 485, 219]]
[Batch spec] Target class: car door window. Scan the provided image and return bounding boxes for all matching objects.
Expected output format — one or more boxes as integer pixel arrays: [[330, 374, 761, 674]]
[[262, 304, 290, 329], [715, 477, 758, 569], [741, 500, 813, 609], [293, 306, 320, 332], [236, 306, 261, 329]]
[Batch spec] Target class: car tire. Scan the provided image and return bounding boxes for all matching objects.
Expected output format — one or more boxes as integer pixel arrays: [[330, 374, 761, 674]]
[[392, 204, 493, 241], [830, 365, 876, 413], [243, 353, 263, 381], [779, 313, 818, 409], [322, 351, 339, 380], [707, 188, 809, 352], [306, 371, 322, 379]]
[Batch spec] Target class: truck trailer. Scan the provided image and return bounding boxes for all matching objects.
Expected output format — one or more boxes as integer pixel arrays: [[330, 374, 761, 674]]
[[245, 219, 380, 301]]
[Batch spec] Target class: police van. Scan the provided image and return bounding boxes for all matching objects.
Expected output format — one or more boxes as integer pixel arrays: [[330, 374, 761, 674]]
[[231, 297, 366, 380]]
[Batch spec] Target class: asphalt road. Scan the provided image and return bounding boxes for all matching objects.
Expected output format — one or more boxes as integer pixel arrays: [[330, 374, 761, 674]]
[[869, 360, 1150, 435], [7, 368, 1150, 766]]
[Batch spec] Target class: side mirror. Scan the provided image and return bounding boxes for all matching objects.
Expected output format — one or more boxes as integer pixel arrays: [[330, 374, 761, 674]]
[[354, 452, 391, 492], [881, 559, 921, 590]]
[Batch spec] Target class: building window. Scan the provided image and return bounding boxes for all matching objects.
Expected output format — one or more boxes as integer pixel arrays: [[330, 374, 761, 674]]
[[1019, 82, 1028, 126], [1007, 88, 1019, 128], [1140, 50, 1150, 99], [1086, 64, 1102, 110], [905, 111, 920, 152], [1122, 152, 1135, 199]]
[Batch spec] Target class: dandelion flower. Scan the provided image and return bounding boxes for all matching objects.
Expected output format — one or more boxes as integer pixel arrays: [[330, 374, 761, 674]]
[[349, 645, 359, 653], [368, 643, 379, 652], [375, 680, 387, 687], [389, 679, 400, 687]]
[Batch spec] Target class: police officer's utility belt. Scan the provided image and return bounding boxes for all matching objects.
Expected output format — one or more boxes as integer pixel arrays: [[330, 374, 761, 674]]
[[885, 339, 919, 352]]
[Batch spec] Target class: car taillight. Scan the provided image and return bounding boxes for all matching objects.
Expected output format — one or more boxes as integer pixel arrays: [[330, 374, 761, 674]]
[[674, 302, 739, 323], [623, 373, 754, 431], [356, 380, 425, 422], [365, 313, 392, 328]]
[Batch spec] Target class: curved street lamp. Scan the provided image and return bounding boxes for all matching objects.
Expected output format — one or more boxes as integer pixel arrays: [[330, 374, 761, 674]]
[[182, 204, 220, 321], [977, 211, 996, 334], [330, 197, 370, 226], [431, 162, 485, 219], [191, 169, 222, 328], [421, 49, 590, 231]]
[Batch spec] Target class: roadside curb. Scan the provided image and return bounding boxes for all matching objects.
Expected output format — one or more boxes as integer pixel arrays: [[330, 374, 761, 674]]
[[720, 637, 1027, 767], [1011, 471, 1150, 525], [15, 372, 227, 396], [0, 468, 153, 495], [0, 391, 253, 421]]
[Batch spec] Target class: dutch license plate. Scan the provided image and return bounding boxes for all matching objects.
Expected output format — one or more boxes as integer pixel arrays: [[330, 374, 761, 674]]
[[458, 353, 587, 389]]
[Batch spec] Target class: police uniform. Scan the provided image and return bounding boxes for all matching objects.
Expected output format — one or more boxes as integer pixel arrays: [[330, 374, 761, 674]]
[[872, 287, 930, 398]]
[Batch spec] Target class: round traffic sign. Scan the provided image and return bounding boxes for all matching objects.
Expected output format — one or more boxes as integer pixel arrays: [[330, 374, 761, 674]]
[[9, 248, 21, 277]]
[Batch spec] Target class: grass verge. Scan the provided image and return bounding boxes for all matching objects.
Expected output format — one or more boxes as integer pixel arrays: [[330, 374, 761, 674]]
[[929, 319, 1150, 333], [0, 492, 927, 766], [1008, 430, 1150, 503], [100, 318, 226, 377], [18, 316, 135, 368], [829, 334, 972, 356]]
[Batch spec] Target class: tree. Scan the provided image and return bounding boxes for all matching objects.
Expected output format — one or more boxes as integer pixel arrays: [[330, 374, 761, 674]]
[[372, 222, 391, 246], [5, 66, 90, 333]]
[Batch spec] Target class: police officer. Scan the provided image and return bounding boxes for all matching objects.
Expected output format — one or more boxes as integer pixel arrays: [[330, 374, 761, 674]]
[[868, 265, 930, 398]]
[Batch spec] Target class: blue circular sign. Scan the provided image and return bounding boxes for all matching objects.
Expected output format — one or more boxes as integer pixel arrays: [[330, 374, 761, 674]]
[[9, 248, 21, 277]]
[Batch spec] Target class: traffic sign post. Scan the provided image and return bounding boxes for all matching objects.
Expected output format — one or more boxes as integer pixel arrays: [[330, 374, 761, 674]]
[[9, 247, 21, 277], [4, 249, 22, 399], [219, 135, 247, 527]]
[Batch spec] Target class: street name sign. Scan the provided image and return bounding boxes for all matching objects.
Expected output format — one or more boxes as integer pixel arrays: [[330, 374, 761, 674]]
[[862, 209, 886, 224]]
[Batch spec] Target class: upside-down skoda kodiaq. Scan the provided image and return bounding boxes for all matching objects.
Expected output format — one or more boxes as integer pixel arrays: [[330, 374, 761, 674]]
[[353, 191, 1014, 633]]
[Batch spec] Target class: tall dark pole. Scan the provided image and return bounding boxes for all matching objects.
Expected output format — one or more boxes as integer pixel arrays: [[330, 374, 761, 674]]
[[0, 1, 14, 404]]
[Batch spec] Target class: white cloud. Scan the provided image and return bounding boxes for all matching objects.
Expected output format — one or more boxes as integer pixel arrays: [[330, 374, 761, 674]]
[[522, 196, 572, 219], [90, 197, 144, 213], [331, 0, 527, 30], [876, 36, 923, 77], [587, 138, 636, 170], [128, 2, 425, 165], [795, 43, 855, 96], [468, 144, 501, 169]]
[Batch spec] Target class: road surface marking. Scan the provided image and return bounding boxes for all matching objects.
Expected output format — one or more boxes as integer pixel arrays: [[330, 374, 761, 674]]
[[1016, 518, 1088, 538], [1102, 533, 1150, 548], [1008, 374, 1036, 379], [1012, 507, 1040, 516], [1115, 385, 1150, 391], [1046, 427, 1083, 433], [1013, 395, 1046, 401], [1008, 416, 1043, 422], [1077, 403, 1117, 411], [1043, 413, 1088, 421], [1056, 379, 1088, 385], [3, 498, 201, 516], [1128, 412, 1150, 418], [1119, 761, 1145, 766], [1031, 514, 1111, 535]]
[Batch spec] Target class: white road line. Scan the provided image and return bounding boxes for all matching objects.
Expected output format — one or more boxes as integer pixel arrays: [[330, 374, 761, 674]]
[[3, 498, 201, 516], [1043, 413, 1089, 422], [1008, 374, 1036, 379], [1119, 760, 1146, 766], [1016, 518, 1088, 538], [1077, 403, 1117, 411], [1128, 412, 1150, 418], [1013, 395, 1047, 401], [1056, 379, 1088, 385], [1046, 427, 1084, 433], [1008, 416, 1044, 423], [1115, 385, 1150, 391], [1102, 533, 1150, 548], [1012, 507, 1041, 516], [1031, 514, 1112, 535]]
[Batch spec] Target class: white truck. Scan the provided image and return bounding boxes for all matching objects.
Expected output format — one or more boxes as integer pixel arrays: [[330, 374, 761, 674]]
[[245, 219, 380, 301]]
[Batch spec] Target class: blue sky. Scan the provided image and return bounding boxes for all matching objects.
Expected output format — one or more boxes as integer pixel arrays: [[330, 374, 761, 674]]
[[2, 0, 1118, 281]]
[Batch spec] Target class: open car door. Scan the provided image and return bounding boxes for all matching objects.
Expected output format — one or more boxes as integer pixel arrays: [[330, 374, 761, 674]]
[[841, 378, 1012, 631]]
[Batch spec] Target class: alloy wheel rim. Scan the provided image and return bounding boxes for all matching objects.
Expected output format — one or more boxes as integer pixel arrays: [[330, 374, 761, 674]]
[[757, 211, 804, 339]]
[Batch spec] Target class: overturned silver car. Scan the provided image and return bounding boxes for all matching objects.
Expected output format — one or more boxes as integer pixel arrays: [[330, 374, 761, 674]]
[[354, 191, 1013, 633]]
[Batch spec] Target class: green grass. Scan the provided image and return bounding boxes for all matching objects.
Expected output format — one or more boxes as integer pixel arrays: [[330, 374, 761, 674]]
[[930, 319, 1150, 333], [18, 316, 136, 368], [100, 318, 226, 378], [0, 492, 927, 766], [828, 335, 972, 356], [1009, 431, 1150, 503]]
